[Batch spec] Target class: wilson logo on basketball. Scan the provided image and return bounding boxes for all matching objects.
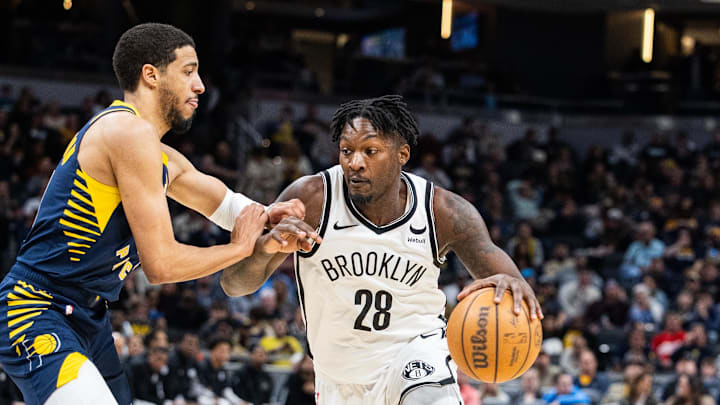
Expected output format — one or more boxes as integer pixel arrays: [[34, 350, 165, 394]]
[[402, 360, 435, 380], [471, 306, 491, 368]]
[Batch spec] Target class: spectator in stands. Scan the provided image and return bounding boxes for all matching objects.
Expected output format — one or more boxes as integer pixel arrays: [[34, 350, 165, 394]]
[[198, 336, 243, 404], [457, 370, 480, 405], [479, 382, 510, 405], [200, 140, 240, 189], [199, 300, 237, 341], [168, 332, 202, 403], [622, 324, 652, 366], [534, 350, 561, 389], [112, 331, 128, 365], [574, 350, 609, 402], [652, 312, 687, 369], [507, 175, 543, 222], [629, 284, 663, 328], [127, 334, 145, 366], [622, 222, 666, 287], [284, 355, 315, 405], [295, 103, 334, 171], [413, 151, 453, 191], [560, 334, 589, 377], [662, 356, 699, 401], [558, 268, 602, 321], [511, 367, 543, 404], [672, 322, 715, 366], [700, 356, 720, 401], [605, 361, 646, 404], [585, 279, 629, 336], [233, 345, 273, 405], [127, 333, 179, 404], [541, 373, 591, 405], [260, 318, 303, 370], [263, 105, 296, 155], [620, 371, 658, 405], [239, 146, 285, 205], [664, 374, 716, 405], [542, 242, 577, 284], [507, 221, 545, 269]]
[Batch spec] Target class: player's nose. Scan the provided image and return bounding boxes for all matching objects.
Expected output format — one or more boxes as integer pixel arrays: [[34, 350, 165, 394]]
[[348, 152, 365, 170], [193, 77, 205, 95]]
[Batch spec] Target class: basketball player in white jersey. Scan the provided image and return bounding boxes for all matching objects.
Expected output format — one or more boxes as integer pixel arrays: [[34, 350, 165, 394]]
[[221, 95, 543, 405]]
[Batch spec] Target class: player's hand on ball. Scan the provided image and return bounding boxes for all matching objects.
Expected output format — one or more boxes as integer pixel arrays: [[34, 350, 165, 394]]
[[457, 274, 544, 320], [259, 216, 322, 254], [266, 199, 306, 227], [230, 204, 269, 257]]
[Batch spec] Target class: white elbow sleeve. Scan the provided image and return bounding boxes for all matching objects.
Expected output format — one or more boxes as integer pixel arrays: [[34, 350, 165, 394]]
[[207, 188, 264, 231]]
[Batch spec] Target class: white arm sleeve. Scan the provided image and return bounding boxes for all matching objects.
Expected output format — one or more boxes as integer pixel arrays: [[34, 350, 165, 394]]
[[207, 188, 265, 231]]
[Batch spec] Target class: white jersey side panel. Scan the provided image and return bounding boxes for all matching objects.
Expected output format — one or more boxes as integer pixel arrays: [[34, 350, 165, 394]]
[[295, 165, 447, 385]]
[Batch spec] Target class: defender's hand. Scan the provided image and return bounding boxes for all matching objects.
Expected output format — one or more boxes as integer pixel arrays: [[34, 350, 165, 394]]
[[230, 204, 268, 257], [457, 274, 544, 320], [259, 216, 322, 254], [266, 199, 306, 227]]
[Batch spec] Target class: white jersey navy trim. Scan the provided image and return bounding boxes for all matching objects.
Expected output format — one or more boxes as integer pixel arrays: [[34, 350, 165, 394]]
[[295, 165, 447, 385]]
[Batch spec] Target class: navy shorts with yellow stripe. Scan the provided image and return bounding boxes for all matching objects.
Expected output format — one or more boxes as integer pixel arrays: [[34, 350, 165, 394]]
[[0, 265, 130, 404]]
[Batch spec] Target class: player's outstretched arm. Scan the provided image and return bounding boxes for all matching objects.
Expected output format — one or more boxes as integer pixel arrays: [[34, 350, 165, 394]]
[[220, 174, 324, 296], [108, 118, 267, 284], [162, 145, 305, 228], [433, 186, 544, 320]]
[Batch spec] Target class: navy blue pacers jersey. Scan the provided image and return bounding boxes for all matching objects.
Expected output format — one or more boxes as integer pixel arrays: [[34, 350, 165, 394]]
[[14, 100, 169, 302]]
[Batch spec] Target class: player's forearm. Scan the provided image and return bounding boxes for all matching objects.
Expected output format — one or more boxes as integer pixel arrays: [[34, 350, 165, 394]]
[[141, 241, 253, 284], [220, 238, 289, 296]]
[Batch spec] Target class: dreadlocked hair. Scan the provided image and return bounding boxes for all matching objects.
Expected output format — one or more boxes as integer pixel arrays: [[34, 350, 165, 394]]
[[330, 95, 419, 147]]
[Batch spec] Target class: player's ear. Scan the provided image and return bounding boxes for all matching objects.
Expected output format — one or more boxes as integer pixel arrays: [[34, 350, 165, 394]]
[[398, 143, 410, 166], [140, 64, 160, 89]]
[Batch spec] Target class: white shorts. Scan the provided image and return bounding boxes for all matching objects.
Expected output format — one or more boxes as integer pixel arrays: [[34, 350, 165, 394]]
[[314, 329, 463, 405]]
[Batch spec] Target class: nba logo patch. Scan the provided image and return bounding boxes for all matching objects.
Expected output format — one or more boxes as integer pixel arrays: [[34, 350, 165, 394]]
[[402, 360, 435, 380]]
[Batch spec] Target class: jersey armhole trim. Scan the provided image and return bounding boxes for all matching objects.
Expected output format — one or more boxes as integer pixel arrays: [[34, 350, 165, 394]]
[[425, 182, 446, 267], [294, 255, 312, 359], [297, 170, 331, 258]]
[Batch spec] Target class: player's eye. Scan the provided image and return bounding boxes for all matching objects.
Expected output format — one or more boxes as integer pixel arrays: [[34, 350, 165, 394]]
[[367, 148, 378, 155], [340, 148, 351, 155]]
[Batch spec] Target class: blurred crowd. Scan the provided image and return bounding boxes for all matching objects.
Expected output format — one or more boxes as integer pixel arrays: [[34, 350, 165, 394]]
[[3, 82, 720, 405]]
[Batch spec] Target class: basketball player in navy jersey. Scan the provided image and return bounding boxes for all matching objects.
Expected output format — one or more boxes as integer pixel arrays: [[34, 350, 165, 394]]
[[0, 23, 319, 405], [222, 95, 543, 404]]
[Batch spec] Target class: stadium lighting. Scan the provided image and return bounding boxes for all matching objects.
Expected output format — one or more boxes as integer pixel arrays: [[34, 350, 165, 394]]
[[441, 0, 453, 39], [642, 8, 654, 63]]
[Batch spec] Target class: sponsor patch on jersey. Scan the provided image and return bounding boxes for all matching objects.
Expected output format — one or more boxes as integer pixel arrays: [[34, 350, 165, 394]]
[[402, 360, 435, 380]]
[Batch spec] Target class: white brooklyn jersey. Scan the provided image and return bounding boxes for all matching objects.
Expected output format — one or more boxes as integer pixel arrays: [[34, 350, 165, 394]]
[[295, 165, 448, 385]]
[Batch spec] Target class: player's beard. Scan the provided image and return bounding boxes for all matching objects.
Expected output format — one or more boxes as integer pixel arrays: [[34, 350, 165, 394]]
[[159, 83, 195, 134], [350, 192, 372, 206]]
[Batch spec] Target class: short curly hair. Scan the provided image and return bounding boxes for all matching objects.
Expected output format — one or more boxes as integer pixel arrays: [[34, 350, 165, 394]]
[[112, 23, 195, 92]]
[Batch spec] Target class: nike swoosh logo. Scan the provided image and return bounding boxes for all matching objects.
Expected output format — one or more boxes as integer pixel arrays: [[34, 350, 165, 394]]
[[420, 332, 438, 339], [409, 225, 426, 234], [333, 222, 358, 230]]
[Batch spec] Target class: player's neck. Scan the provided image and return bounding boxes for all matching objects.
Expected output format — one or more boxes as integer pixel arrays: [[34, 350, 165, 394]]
[[123, 92, 170, 137], [355, 177, 407, 226]]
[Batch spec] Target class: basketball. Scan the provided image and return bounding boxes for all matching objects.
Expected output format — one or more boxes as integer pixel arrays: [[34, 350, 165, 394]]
[[447, 287, 542, 383]]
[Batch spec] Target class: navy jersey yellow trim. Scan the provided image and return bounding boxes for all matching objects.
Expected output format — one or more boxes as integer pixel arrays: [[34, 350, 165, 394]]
[[15, 100, 168, 302]]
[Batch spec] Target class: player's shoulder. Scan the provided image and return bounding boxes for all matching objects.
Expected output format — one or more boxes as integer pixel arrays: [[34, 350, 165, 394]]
[[95, 112, 158, 151], [432, 185, 480, 223], [277, 173, 325, 204]]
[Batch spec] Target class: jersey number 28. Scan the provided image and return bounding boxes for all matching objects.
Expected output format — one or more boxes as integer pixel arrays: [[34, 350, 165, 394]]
[[354, 289, 392, 331]]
